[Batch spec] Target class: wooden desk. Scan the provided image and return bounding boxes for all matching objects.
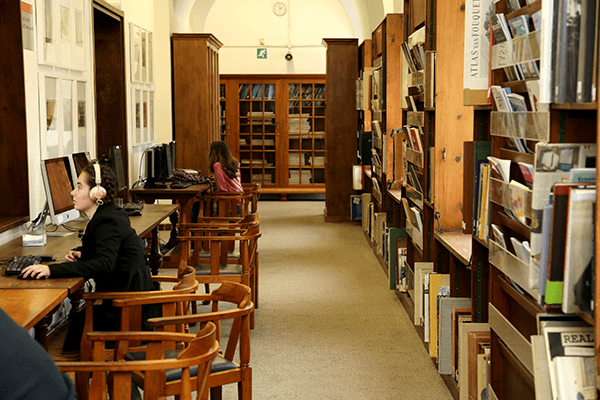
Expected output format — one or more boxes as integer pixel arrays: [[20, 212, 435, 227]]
[[0, 204, 179, 347], [130, 184, 210, 247], [0, 288, 69, 349]]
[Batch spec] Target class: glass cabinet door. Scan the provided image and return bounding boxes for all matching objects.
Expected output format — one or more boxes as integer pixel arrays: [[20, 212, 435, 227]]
[[288, 83, 325, 185], [238, 83, 277, 186], [219, 83, 226, 142]]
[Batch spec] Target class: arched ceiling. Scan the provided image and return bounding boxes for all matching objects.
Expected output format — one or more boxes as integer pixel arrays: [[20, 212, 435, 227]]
[[170, 0, 402, 39]]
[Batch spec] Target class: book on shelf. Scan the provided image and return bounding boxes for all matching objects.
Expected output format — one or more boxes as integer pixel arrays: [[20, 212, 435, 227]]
[[546, 182, 595, 305], [487, 156, 510, 183], [490, 14, 523, 81], [429, 275, 450, 357], [410, 206, 423, 233], [576, 0, 598, 103], [466, 331, 490, 400], [554, 0, 584, 103], [508, 15, 540, 79], [451, 308, 472, 380], [542, 325, 594, 400], [569, 168, 597, 183], [414, 263, 434, 327], [506, 0, 521, 13], [490, 85, 512, 112], [518, 162, 534, 189], [479, 164, 491, 241], [438, 297, 472, 375], [423, 272, 431, 342], [539, 194, 553, 302], [458, 323, 489, 400], [463, 141, 491, 235], [530, 143, 596, 301], [531, 335, 553, 400], [561, 187, 595, 314], [508, 180, 530, 226]]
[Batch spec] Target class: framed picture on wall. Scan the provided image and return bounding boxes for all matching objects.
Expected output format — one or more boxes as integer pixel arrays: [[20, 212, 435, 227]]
[[58, 0, 72, 68], [39, 75, 78, 159], [72, 0, 85, 70], [141, 28, 147, 82], [147, 32, 154, 83], [37, 0, 58, 65], [130, 23, 141, 83]]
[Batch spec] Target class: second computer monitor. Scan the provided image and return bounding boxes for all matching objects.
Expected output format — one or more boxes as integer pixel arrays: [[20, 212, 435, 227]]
[[109, 146, 127, 193], [71, 151, 92, 180]]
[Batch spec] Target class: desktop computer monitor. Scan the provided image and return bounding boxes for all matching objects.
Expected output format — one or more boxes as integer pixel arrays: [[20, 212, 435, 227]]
[[144, 143, 175, 188], [109, 145, 127, 193], [41, 156, 80, 225], [70, 151, 92, 180]]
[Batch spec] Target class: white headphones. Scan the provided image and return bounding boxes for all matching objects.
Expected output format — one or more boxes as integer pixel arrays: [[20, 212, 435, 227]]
[[89, 163, 107, 205]]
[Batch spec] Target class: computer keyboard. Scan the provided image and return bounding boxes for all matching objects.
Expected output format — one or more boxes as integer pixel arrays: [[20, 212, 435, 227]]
[[123, 201, 145, 212], [4, 255, 42, 276]]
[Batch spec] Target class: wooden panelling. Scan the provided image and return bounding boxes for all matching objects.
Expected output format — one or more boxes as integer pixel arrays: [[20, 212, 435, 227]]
[[0, 0, 29, 229], [434, 0, 474, 230], [324, 39, 358, 221]]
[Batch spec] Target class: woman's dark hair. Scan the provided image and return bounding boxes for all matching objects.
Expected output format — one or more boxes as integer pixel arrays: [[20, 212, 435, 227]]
[[208, 141, 239, 179], [82, 162, 117, 205]]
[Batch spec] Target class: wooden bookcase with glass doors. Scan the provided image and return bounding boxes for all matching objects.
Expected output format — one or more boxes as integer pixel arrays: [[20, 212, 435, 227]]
[[220, 75, 326, 199]]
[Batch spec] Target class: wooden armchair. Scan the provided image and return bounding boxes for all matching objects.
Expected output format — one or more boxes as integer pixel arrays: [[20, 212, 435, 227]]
[[56, 322, 218, 400], [113, 282, 254, 400], [242, 183, 261, 214], [178, 222, 261, 327], [202, 190, 253, 218], [79, 266, 199, 362]]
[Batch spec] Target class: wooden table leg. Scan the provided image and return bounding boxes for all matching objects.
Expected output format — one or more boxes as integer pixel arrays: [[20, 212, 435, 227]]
[[166, 208, 180, 248], [148, 226, 163, 277]]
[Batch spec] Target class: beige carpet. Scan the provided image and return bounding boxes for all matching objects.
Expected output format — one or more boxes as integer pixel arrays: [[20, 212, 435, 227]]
[[221, 200, 454, 400]]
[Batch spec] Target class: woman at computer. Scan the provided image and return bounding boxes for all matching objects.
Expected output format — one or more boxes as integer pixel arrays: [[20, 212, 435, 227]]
[[208, 141, 243, 214], [21, 162, 155, 330]]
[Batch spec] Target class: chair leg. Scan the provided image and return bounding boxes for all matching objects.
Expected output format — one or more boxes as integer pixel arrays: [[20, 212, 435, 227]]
[[202, 283, 211, 305], [210, 386, 222, 400], [254, 252, 259, 309], [239, 368, 252, 400]]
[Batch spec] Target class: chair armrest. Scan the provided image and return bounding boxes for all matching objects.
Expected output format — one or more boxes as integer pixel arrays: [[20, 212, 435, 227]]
[[147, 302, 254, 328], [112, 293, 213, 308], [86, 331, 196, 343]]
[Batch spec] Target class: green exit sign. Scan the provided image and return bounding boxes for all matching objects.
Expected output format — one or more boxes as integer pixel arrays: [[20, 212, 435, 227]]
[[257, 48, 267, 59]]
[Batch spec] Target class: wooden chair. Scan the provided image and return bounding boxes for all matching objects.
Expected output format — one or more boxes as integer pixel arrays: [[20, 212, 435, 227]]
[[56, 322, 219, 400], [178, 221, 261, 327], [242, 183, 261, 214], [202, 190, 253, 218], [113, 282, 254, 400], [79, 266, 199, 363]]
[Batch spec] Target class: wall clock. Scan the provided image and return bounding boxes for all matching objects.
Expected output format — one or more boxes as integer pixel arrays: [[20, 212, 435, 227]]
[[273, 2, 287, 17]]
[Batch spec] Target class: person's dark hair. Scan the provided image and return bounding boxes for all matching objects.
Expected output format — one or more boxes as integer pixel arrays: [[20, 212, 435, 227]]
[[82, 162, 117, 205], [209, 141, 239, 179]]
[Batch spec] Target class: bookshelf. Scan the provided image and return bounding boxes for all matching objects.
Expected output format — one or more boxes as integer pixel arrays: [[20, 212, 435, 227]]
[[172, 34, 222, 177], [219, 75, 327, 199], [469, 0, 599, 399]]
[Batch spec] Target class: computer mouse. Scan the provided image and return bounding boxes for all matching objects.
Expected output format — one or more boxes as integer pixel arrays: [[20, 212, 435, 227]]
[[129, 210, 142, 217]]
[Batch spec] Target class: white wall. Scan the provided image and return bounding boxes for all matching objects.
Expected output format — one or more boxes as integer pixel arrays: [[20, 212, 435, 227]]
[[196, 0, 356, 74]]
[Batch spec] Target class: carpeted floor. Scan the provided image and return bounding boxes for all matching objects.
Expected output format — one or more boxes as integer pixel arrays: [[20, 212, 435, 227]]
[[217, 200, 454, 400]]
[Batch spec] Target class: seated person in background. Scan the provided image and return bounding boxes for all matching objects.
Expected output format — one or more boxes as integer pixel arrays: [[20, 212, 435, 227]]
[[209, 141, 244, 215], [0, 307, 75, 400], [21, 163, 156, 333]]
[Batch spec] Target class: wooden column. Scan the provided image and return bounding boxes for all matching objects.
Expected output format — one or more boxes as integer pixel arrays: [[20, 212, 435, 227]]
[[323, 38, 359, 222]]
